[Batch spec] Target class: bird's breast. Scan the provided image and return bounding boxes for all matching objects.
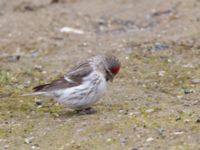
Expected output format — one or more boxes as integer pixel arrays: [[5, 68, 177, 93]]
[[53, 71, 107, 108]]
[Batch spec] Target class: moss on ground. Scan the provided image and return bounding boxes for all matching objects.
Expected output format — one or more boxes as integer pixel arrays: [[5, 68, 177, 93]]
[[0, 0, 200, 149]]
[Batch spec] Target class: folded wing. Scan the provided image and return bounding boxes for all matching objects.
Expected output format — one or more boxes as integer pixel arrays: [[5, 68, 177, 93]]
[[33, 61, 93, 92]]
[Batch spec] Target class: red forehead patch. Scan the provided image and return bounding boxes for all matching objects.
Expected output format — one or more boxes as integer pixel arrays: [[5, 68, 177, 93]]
[[111, 66, 120, 74]]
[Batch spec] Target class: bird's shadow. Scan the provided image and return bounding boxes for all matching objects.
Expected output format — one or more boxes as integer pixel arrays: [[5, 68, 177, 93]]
[[34, 99, 97, 118], [47, 107, 97, 118]]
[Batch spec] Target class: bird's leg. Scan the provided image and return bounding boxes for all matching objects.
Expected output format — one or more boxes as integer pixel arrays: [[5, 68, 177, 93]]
[[76, 107, 96, 115], [84, 107, 97, 114]]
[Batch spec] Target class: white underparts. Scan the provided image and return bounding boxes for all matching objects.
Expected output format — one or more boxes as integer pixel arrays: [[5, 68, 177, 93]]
[[52, 71, 107, 109]]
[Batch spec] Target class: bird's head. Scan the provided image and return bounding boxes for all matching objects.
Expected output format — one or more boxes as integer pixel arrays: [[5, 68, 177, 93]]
[[103, 54, 121, 82]]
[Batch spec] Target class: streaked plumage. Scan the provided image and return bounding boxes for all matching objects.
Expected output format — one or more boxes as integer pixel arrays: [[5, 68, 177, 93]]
[[26, 54, 121, 110]]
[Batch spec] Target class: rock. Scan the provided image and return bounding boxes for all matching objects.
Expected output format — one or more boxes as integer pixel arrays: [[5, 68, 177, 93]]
[[34, 65, 43, 72], [24, 137, 34, 144], [182, 64, 194, 68], [4, 145, 9, 149], [196, 118, 200, 123], [157, 128, 165, 135], [120, 137, 128, 145], [175, 117, 181, 121], [35, 99, 43, 106], [184, 89, 194, 94], [14, 2, 41, 12], [6, 55, 20, 62], [118, 109, 128, 115], [173, 131, 184, 135], [191, 79, 200, 84], [151, 9, 172, 17], [31, 145, 36, 149], [128, 112, 134, 116], [146, 137, 154, 142], [106, 138, 112, 143], [149, 42, 170, 51], [131, 148, 139, 150], [51, 0, 59, 3], [31, 144, 39, 149], [60, 27, 84, 34], [23, 80, 31, 88], [145, 108, 154, 113], [184, 119, 190, 123], [158, 70, 165, 76]]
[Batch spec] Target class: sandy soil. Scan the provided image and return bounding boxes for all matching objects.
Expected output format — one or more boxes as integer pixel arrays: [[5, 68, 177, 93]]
[[0, 0, 200, 150]]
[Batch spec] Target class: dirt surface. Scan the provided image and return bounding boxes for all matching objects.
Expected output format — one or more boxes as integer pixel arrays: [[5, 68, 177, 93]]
[[0, 0, 200, 150]]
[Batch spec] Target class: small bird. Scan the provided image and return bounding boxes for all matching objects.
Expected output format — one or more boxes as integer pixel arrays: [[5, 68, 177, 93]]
[[26, 54, 120, 113]]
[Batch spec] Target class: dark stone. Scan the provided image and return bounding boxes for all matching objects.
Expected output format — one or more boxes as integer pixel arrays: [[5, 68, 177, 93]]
[[131, 148, 139, 150], [7, 55, 20, 62], [151, 10, 172, 17], [51, 0, 59, 3], [149, 43, 170, 51], [196, 118, 200, 123], [184, 89, 193, 94], [175, 117, 181, 121], [35, 100, 43, 106]]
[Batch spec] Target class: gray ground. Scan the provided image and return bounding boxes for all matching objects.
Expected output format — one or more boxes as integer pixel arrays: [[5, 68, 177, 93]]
[[0, 0, 200, 150]]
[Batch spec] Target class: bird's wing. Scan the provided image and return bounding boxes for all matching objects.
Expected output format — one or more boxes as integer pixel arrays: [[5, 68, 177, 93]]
[[33, 61, 93, 92]]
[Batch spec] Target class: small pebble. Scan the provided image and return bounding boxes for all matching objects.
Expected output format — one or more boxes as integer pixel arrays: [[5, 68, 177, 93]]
[[35, 99, 43, 106], [196, 118, 200, 123], [173, 131, 184, 135], [131, 148, 139, 150], [146, 137, 154, 142], [119, 109, 128, 114], [191, 79, 200, 84], [184, 119, 190, 123], [175, 117, 181, 121], [158, 70, 165, 76], [133, 111, 141, 116], [184, 89, 194, 94], [31, 145, 36, 149], [34, 65, 43, 72], [23, 80, 31, 87], [24, 137, 34, 144], [7, 55, 20, 62], [125, 56, 129, 60], [42, 70, 47, 74], [182, 64, 194, 68], [25, 138, 30, 144], [119, 110, 125, 113], [60, 27, 84, 34], [128, 112, 134, 116], [157, 128, 164, 135], [70, 140, 75, 144], [51, 0, 59, 3], [145, 109, 154, 113], [150, 42, 170, 51], [31, 144, 39, 149], [4, 145, 9, 149], [120, 137, 128, 145], [106, 138, 112, 142], [167, 59, 172, 62], [177, 95, 182, 99]]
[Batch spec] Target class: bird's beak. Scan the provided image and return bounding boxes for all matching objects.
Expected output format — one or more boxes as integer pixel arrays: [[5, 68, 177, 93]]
[[106, 71, 114, 82], [110, 74, 114, 82]]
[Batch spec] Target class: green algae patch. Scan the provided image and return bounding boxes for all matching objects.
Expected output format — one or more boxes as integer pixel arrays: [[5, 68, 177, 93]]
[[0, 128, 8, 139]]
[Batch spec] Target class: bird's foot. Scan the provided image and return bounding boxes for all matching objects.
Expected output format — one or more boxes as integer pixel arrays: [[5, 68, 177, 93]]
[[76, 107, 97, 115]]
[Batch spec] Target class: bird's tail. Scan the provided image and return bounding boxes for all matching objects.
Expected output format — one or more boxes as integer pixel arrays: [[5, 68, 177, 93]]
[[21, 83, 50, 97]]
